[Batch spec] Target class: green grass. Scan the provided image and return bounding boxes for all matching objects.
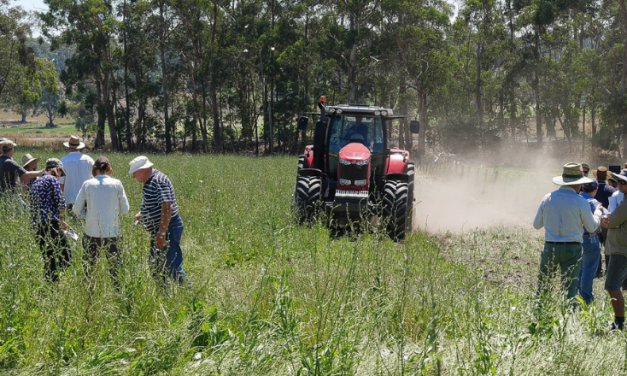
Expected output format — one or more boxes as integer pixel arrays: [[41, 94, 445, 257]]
[[0, 150, 626, 375]]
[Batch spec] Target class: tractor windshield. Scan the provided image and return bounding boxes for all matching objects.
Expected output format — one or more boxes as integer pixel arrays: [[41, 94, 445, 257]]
[[328, 115, 384, 154], [327, 114, 384, 181]]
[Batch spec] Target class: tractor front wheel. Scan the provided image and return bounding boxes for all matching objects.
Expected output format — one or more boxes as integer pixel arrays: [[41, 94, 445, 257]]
[[383, 179, 409, 241], [293, 175, 322, 223]]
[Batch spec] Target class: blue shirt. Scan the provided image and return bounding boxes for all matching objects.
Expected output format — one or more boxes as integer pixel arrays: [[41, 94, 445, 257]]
[[30, 173, 66, 225], [580, 191, 601, 234], [533, 186, 601, 242]]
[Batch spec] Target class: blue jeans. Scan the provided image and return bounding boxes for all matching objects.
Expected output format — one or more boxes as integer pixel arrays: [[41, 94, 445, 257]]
[[578, 234, 601, 304], [150, 216, 188, 285]]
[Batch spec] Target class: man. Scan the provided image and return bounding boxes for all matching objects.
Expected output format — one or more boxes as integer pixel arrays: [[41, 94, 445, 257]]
[[60, 135, 94, 210], [578, 179, 603, 304], [0, 141, 42, 199], [594, 166, 616, 277], [0, 137, 8, 156], [533, 162, 603, 301], [601, 169, 627, 330], [129, 156, 188, 285], [582, 163, 590, 177]]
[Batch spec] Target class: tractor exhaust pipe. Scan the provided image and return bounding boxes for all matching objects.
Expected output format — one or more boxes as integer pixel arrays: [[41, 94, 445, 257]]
[[313, 96, 327, 170]]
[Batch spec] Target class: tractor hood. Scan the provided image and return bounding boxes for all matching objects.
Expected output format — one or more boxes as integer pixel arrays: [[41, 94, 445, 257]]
[[339, 142, 370, 163]]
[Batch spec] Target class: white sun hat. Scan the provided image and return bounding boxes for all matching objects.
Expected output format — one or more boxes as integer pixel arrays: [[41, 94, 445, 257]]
[[129, 156, 154, 174]]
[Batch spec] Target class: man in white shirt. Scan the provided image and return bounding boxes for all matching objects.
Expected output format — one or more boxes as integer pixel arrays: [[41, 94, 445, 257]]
[[60, 135, 94, 211]]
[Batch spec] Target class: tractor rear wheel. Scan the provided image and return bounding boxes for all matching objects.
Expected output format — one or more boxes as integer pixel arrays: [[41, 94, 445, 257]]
[[293, 175, 322, 223], [383, 179, 409, 240]]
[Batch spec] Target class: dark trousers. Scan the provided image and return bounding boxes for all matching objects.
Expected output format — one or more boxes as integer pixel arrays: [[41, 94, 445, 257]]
[[82, 236, 120, 281], [598, 228, 607, 274], [36, 220, 71, 282]]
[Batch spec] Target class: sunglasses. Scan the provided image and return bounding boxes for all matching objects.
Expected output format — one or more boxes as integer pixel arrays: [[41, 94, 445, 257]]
[[619, 180, 627, 185], [583, 170, 590, 174]]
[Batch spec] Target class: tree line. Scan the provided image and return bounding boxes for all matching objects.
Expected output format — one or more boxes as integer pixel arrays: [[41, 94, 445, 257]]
[[2, 0, 627, 157]]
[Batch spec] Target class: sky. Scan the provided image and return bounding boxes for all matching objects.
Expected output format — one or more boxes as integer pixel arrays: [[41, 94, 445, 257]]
[[13, 0, 47, 12]]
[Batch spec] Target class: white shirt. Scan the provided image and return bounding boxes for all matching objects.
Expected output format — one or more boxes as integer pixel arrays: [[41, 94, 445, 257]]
[[73, 175, 130, 238], [609, 190, 625, 213], [61, 151, 94, 204]]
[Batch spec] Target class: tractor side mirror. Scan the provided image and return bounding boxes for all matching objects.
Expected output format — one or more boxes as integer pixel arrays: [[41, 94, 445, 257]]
[[410, 120, 420, 134], [297, 116, 309, 131]]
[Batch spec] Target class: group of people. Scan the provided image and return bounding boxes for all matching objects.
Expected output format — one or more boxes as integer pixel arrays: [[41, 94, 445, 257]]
[[0, 135, 188, 286], [534, 162, 627, 330]]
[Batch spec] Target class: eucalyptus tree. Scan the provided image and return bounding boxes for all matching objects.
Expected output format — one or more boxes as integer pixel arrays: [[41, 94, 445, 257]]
[[42, 0, 121, 150]]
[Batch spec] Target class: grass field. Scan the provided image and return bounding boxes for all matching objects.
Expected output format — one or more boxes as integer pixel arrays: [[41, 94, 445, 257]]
[[1, 150, 626, 375]]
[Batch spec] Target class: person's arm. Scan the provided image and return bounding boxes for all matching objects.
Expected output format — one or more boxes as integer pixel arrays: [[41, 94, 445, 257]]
[[19, 169, 40, 184], [118, 183, 130, 215], [533, 199, 545, 229], [73, 183, 87, 217], [155, 202, 172, 249]]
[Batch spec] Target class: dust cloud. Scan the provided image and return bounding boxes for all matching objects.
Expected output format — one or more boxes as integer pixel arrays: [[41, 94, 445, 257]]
[[412, 147, 587, 235]]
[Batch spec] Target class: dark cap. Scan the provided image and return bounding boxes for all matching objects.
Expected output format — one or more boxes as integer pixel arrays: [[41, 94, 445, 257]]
[[582, 179, 598, 192], [45, 158, 66, 176], [94, 156, 110, 169]]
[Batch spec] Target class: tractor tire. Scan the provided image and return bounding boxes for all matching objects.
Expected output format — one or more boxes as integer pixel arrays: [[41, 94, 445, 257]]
[[405, 163, 415, 231], [293, 175, 322, 223], [383, 179, 409, 241]]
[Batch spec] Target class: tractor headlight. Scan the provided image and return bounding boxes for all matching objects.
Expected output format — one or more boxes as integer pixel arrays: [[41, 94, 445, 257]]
[[328, 107, 336, 113], [354, 179, 367, 186], [355, 160, 369, 166], [339, 158, 352, 165], [336, 109, 343, 114], [374, 111, 381, 116], [381, 111, 387, 116], [339, 178, 352, 186]]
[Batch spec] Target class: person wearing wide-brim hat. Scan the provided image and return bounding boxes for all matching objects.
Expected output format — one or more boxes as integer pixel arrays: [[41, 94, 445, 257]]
[[601, 169, 627, 330], [21, 154, 41, 189], [60, 135, 94, 210], [534, 162, 604, 304]]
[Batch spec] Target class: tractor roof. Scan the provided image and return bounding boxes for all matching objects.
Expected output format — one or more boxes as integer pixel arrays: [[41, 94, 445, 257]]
[[326, 104, 394, 116]]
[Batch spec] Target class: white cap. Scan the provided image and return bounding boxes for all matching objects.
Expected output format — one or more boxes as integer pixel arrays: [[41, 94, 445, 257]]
[[129, 156, 154, 174]]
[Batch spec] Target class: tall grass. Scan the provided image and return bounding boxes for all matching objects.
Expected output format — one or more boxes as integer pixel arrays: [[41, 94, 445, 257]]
[[0, 150, 626, 375]]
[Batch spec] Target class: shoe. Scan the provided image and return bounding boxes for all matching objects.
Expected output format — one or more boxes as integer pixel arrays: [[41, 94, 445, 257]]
[[612, 321, 624, 331]]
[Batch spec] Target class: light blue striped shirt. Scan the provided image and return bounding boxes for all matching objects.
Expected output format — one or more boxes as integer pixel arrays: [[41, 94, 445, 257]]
[[533, 186, 601, 242]]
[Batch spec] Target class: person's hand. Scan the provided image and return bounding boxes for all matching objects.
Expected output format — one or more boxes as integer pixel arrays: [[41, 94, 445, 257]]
[[61, 221, 68, 231], [602, 215, 610, 228], [155, 233, 166, 249], [135, 212, 141, 221]]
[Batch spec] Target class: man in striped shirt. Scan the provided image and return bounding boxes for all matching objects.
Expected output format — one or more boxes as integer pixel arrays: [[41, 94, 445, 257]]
[[129, 156, 188, 285]]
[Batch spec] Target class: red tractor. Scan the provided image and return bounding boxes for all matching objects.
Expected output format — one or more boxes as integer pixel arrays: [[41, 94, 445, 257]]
[[293, 97, 419, 240]]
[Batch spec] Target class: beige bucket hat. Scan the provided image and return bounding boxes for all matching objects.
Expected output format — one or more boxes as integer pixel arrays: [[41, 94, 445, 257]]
[[553, 162, 594, 186], [21, 154, 40, 168], [63, 135, 85, 149]]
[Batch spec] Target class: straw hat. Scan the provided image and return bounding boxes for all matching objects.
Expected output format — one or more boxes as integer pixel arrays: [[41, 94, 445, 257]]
[[63, 135, 85, 149], [21, 154, 40, 168], [128, 156, 154, 174], [553, 162, 593, 186]]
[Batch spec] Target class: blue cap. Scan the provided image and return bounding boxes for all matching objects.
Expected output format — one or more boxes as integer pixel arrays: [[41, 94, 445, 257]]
[[583, 179, 598, 191]]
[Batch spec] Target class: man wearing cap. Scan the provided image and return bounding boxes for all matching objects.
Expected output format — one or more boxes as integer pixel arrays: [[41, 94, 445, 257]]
[[129, 156, 188, 285], [60, 135, 94, 211], [30, 158, 71, 282], [601, 169, 627, 330], [0, 141, 42, 199], [578, 179, 603, 304], [533, 162, 603, 302]]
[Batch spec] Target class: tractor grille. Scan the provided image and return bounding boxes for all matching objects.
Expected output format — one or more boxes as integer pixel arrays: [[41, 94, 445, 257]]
[[335, 190, 369, 199], [338, 163, 369, 182]]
